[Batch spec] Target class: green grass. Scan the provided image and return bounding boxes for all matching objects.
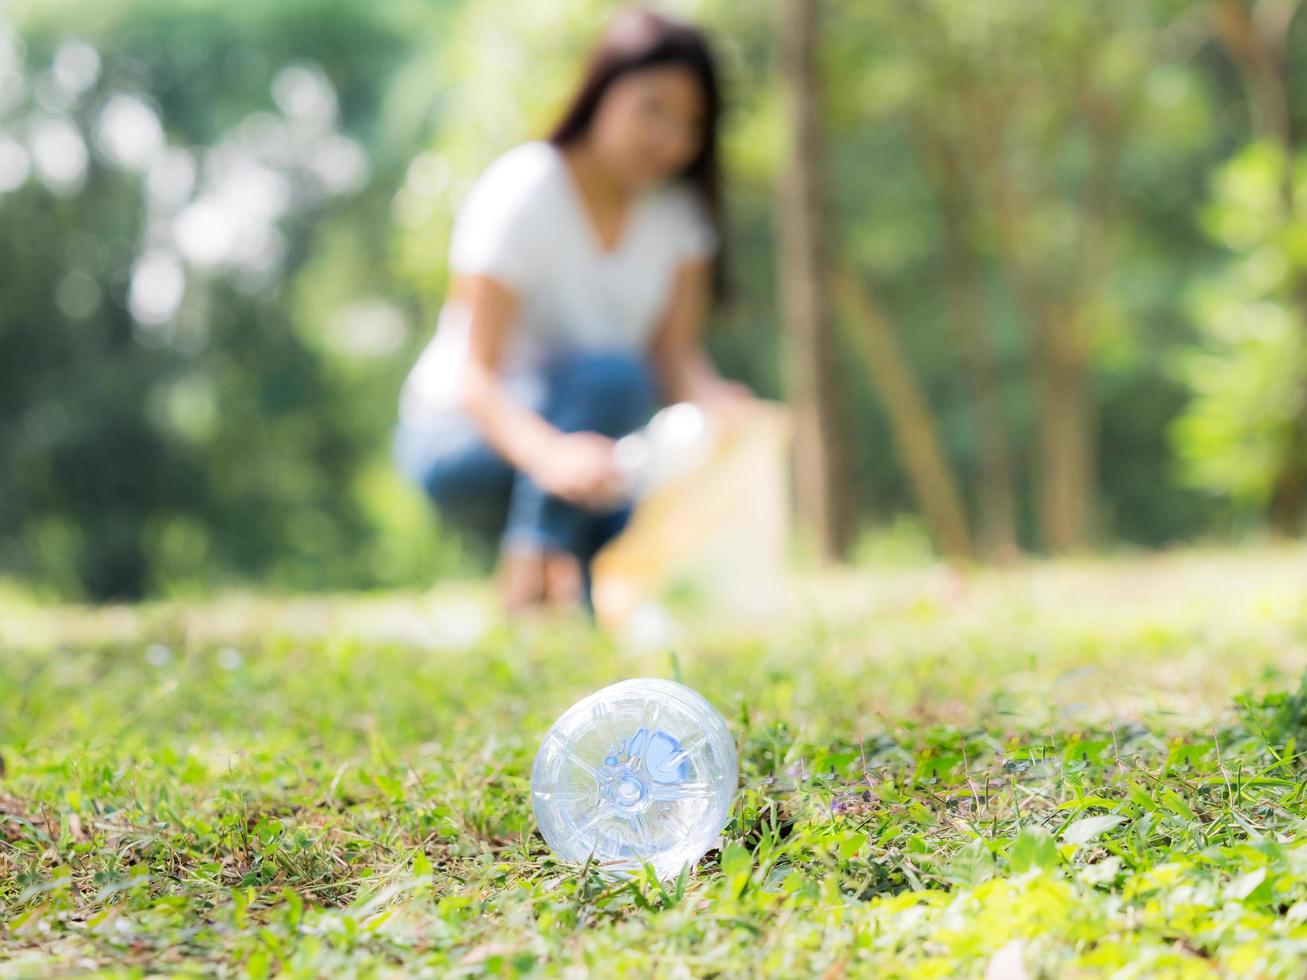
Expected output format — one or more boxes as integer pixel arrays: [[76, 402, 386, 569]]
[[2, 544, 1307, 977]]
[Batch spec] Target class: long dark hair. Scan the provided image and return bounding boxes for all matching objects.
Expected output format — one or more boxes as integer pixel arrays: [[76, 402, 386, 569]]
[[547, 7, 728, 304]]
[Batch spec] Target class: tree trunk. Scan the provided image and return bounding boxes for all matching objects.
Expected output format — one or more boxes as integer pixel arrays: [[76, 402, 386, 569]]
[[919, 123, 1020, 560], [945, 229, 1019, 560], [1034, 303, 1096, 553], [981, 161, 1093, 553], [831, 269, 973, 560], [775, 0, 850, 559], [967, 85, 1116, 554]]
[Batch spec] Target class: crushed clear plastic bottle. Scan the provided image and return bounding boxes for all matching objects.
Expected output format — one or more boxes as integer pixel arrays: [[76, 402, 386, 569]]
[[531, 678, 738, 880]]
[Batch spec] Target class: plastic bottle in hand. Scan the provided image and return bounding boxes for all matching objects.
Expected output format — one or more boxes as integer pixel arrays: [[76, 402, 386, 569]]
[[612, 402, 717, 499], [531, 678, 738, 880]]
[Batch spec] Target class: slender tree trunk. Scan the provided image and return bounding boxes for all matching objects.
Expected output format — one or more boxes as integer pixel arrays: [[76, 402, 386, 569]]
[[968, 86, 1117, 553], [945, 231, 1019, 560], [1035, 302, 1096, 553], [1043, 94, 1118, 553], [776, 0, 849, 559], [831, 270, 973, 560], [977, 142, 1091, 553], [919, 124, 1020, 560]]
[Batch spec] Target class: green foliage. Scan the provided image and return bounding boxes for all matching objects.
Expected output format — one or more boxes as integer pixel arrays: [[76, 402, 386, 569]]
[[0, 1, 465, 599], [1173, 142, 1307, 508], [819, 0, 1228, 546], [1, 548, 1306, 974]]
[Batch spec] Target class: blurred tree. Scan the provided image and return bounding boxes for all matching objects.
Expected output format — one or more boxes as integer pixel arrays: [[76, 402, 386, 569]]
[[831, 269, 973, 559], [827, 0, 1199, 554], [775, 0, 851, 560], [1205, 0, 1307, 531], [1172, 143, 1307, 517], [0, 0, 445, 598], [913, 121, 1018, 561]]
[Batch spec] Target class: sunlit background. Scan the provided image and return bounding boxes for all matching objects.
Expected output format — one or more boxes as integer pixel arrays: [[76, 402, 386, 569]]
[[3, 0, 1305, 601]]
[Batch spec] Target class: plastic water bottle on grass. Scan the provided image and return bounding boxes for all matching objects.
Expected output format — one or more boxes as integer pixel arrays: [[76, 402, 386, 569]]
[[531, 678, 738, 880]]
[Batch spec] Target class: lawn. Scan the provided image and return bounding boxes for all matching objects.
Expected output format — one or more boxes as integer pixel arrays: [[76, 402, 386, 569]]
[[2, 544, 1307, 977]]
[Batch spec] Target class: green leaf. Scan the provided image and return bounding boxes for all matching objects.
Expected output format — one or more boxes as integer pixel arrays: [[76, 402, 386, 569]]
[[1008, 826, 1059, 873], [1062, 815, 1128, 845], [837, 831, 867, 859], [1227, 867, 1269, 903], [721, 842, 752, 879], [947, 839, 996, 888], [671, 863, 689, 903], [1125, 781, 1158, 812], [282, 887, 304, 927], [246, 950, 270, 980], [720, 843, 752, 897], [1159, 788, 1195, 821], [413, 850, 433, 880]]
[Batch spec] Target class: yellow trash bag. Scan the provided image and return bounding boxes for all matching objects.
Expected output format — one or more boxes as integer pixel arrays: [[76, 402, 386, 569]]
[[591, 399, 793, 638]]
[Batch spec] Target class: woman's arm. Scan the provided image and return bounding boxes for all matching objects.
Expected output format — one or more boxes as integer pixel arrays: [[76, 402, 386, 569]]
[[650, 260, 752, 410], [457, 274, 559, 473], [457, 274, 623, 508]]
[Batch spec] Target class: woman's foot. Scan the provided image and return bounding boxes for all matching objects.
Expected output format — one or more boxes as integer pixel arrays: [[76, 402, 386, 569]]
[[498, 549, 545, 612], [496, 548, 585, 614], [542, 551, 585, 611]]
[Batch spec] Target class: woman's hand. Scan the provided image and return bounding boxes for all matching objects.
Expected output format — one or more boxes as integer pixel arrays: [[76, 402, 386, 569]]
[[651, 261, 757, 430], [458, 276, 625, 511], [692, 375, 755, 430], [529, 431, 626, 510]]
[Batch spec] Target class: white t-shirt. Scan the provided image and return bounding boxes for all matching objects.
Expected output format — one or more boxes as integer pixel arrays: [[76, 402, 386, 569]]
[[398, 140, 720, 429]]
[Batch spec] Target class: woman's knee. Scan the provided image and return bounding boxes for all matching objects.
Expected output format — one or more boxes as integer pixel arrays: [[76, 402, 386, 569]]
[[547, 350, 656, 434], [394, 427, 511, 530]]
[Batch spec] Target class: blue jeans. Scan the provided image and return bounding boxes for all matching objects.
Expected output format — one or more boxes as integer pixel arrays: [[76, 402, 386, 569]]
[[393, 350, 657, 575]]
